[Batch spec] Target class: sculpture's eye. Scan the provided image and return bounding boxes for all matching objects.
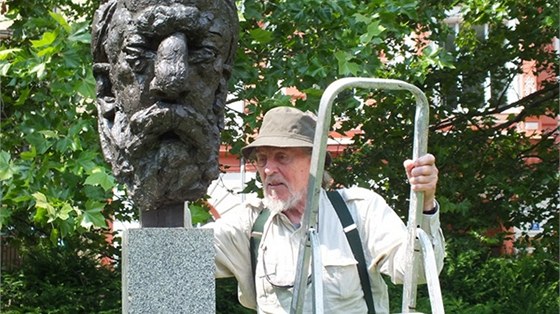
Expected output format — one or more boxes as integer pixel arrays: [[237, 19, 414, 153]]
[[124, 46, 155, 73], [188, 46, 218, 64]]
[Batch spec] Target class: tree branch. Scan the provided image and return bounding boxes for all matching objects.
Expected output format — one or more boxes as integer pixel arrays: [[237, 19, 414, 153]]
[[433, 82, 559, 131]]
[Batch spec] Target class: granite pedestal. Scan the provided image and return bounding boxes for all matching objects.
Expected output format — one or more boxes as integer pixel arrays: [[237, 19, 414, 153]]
[[122, 228, 215, 313]]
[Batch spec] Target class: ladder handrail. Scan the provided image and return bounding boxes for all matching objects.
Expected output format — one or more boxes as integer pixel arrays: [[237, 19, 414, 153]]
[[290, 77, 436, 314]]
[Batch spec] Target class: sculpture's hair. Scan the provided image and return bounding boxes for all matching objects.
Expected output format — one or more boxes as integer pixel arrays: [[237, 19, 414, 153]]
[[91, 0, 118, 66], [91, 0, 238, 66]]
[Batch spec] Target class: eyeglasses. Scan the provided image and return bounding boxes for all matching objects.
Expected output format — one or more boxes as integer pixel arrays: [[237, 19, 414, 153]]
[[252, 148, 311, 168], [254, 151, 292, 168], [261, 244, 312, 289]]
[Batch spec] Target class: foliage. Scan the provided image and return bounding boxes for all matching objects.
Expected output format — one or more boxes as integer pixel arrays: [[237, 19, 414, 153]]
[[0, 0, 558, 312], [1, 237, 121, 314], [384, 242, 560, 313], [0, 0, 129, 312], [216, 278, 256, 314], [439, 239, 560, 313], [0, 1, 115, 241]]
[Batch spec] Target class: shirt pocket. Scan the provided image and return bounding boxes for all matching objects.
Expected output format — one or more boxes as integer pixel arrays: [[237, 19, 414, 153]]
[[323, 262, 362, 299]]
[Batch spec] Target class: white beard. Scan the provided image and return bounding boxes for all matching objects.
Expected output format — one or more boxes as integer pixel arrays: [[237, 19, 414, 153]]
[[263, 190, 304, 215]]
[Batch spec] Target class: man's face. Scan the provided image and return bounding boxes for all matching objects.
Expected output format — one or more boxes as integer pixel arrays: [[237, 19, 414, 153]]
[[254, 147, 311, 213], [94, 0, 237, 210]]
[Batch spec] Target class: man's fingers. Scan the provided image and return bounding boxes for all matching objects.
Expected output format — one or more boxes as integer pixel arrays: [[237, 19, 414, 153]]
[[403, 159, 414, 178], [415, 153, 436, 166]]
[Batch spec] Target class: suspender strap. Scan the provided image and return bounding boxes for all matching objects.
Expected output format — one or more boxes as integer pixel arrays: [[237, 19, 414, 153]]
[[250, 209, 270, 278], [327, 191, 376, 314]]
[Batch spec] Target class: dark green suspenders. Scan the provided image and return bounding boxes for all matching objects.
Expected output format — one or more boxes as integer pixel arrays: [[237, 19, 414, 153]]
[[250, 191, 376, 314], [250, 208, 270, 278]]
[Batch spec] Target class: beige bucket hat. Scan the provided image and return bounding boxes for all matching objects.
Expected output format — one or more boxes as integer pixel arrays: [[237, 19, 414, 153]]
[[241, 106, 331, 164]]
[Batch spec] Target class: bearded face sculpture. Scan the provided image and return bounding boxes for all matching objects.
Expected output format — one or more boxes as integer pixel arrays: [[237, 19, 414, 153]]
[[92, 0, 238, 226]]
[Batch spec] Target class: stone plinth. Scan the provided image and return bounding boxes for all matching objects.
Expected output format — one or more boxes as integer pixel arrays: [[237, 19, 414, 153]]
[[122, 228, 215, 313]]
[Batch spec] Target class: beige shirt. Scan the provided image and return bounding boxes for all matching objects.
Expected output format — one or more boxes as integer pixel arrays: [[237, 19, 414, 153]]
[[209, 187, 445, 314]]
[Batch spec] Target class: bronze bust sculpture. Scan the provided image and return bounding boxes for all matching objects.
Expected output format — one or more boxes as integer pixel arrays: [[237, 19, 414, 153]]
[[91, 0, 238, 226]]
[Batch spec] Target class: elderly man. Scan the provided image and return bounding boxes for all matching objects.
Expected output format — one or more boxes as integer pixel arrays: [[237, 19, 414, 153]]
[[91, 0, 238, 226], [211, 106, 445, 313]]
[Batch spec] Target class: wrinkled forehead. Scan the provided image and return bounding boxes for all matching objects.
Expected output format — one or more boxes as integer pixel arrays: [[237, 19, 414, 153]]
[[123, 0, 222, 12], [120, 0, 235, 37]]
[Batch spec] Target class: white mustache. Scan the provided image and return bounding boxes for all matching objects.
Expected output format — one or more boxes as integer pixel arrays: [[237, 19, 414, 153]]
[[264, 175, 288, 188]]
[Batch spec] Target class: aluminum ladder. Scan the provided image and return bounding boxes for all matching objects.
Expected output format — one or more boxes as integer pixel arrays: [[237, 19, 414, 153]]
[[290, 77, 445, 314]]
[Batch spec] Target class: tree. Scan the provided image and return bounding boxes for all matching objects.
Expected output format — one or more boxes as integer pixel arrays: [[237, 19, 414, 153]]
[[1, 0, 558, 312], [0, 0, 129, 312], [229, 0, 558, 243]]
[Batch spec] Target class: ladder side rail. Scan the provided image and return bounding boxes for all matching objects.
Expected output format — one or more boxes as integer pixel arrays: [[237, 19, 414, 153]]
[[417, 229, 445, 314], [402, 93, 430, 312], [310, 229, 324, 313]]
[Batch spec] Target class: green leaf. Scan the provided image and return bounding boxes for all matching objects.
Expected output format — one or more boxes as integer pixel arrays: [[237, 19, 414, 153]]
[[32, 192, 56, 220], [20, 146, 37, 160], [0, 151, 14, 181], [55, 137, 72, 153], [37, 46, 56, 57], [13, 194, 33, 203], [76, 150, 98, 172], [15, 87, 31, 106], [81, 200, 107, 228], [354, 13, 372, 24], [31, 31, 57, 48], [39, 130, 59, 139], [249, 28, 273, 44], [32, 192, 50, 209], [49, 11, 71, 33], [334, 51, 360, 76], [68, 28, 91, 44], [57, 203, 73, 221], [30, 62, 47, 79], [50, 228, 60, 245], [76, 73, 96, 98], [0, 62, 11, 76], [0, 206, 11, 229], [84, 168, 115, 191], [301, 87, 324, 98], [189, 204, 212, 225], [26, 132, 52, 154], [58, 218, 75, 237], [360, 21, 385, 43], [34, 206, 48, 223], [0, 48, 22, 61]]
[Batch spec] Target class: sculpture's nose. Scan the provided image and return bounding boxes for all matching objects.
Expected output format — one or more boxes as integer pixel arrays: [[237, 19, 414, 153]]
[[150, 32, 189, 100]]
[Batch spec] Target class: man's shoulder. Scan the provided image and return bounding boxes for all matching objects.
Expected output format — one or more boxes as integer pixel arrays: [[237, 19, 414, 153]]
[[330, 187, 392, 227], [214, 197, 264, 228], [333, 186, 383, 202]]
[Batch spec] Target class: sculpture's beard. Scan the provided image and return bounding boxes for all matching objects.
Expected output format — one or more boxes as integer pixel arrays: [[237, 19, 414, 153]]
[[263, 190, 305, 215], [97, 99, 220, 211]]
